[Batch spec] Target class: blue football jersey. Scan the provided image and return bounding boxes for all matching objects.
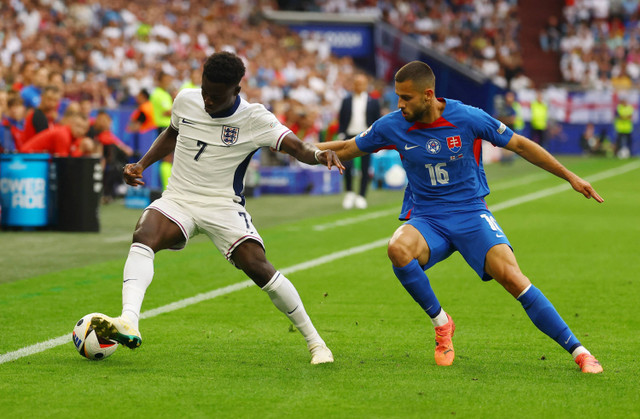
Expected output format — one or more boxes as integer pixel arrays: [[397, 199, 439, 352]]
[[355, 98, 514, 218]]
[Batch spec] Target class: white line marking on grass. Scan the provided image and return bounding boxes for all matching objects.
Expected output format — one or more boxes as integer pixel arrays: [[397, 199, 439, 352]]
[[104, 234, 133, 243], [489, 161, 640, 213], [490, 173, 549, 191], [0, 334, 72, 365], [0, 239, 389, 365], [3, 161, 637, 364], [313, 209, 398, 231]]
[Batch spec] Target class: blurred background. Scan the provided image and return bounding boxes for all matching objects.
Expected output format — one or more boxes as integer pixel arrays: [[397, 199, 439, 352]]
[[1, 0, 638, 232]]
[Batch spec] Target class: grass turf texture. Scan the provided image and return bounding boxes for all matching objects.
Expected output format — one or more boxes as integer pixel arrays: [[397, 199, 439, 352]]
[[0, 156, 639, 418]]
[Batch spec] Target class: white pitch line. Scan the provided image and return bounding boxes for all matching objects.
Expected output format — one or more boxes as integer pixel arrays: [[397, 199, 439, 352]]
[[2, 161, 638, 365], [489, 160, 640, 213], [490, 173, 550, 191], [141, 238, 389, 321], [0, 239, 389, 365], [313, 209, 398, 231], [104, 234, 133, 243]]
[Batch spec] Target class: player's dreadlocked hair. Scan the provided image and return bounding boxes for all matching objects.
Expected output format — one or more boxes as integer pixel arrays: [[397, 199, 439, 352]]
[[203, 52, 246, 86], [395, 61, 436, 90]]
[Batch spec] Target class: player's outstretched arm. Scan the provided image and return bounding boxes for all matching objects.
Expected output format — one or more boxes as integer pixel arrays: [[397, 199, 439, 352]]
[[316, 137, 369, 161], [280, 133, 345, 173], [123, 126, 178, 187], [504, 133, 604, 203]]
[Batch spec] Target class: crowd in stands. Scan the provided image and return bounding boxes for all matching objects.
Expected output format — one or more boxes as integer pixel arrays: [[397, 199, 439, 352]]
[[289, 0, 529, 90], [542, 0, 640, 89], [1, 1, 635, 175], [0, 0, 377, 158]]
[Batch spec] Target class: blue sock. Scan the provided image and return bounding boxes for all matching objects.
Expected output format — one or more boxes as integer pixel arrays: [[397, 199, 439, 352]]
[[392, 259, 441, 318], [517, 285, 581, 353]]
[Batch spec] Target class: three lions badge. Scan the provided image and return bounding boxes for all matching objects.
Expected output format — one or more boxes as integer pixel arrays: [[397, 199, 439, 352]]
[[222, 125, 240, 146]]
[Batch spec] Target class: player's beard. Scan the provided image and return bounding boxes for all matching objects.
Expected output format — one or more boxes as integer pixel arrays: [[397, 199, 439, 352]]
[[402, 104, 428, 123]]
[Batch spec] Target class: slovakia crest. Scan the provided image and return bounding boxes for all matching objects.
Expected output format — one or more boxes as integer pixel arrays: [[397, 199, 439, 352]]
[[426, 139, 441, 154], [221, 125, 240, 146], [446, 135, 462, 153]]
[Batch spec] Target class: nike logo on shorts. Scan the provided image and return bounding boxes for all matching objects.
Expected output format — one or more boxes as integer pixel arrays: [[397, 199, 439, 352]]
[[404, 144, 419, 150]]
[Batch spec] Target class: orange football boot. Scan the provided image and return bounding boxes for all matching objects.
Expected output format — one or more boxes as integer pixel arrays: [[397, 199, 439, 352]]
[[575, 353, 603, 374], [434, 313, 455, 366]]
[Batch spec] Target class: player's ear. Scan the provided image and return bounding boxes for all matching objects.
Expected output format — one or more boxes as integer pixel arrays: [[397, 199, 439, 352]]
[[424, 88, 434, 100], [234, 85, 242, 96]]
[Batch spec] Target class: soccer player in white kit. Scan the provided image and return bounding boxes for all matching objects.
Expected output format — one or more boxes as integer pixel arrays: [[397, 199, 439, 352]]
[[91, 52, 344, 364]]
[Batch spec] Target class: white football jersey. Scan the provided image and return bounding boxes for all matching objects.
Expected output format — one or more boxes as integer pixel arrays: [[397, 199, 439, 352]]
[[164, 88, 291, 205]]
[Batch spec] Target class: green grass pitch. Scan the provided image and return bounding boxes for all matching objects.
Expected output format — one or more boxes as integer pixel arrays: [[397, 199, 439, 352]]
[[0, 156, 639, 418]]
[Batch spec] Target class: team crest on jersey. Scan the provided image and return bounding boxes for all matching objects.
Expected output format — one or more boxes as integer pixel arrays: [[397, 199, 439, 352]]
[[426, 139, 441, 154], [221, 125, 240, 145], [447, 135, 462, 153]]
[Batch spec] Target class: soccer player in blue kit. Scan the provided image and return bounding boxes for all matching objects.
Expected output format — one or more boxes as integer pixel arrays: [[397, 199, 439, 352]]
[[318, 61, 604, 373]]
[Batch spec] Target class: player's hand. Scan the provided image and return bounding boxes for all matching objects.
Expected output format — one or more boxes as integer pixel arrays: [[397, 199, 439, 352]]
[[316, 149, 345, 174], [570, 176, 603, 203], [123, 163, 145, 187]]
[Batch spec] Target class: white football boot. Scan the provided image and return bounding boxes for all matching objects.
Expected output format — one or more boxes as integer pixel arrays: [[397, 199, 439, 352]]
[[91, 314, 142, 349], [309, 343, 334, 364], [342, 191, 356, 209]]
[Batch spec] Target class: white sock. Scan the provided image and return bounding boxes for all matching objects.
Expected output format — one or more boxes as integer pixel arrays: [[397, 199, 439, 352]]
[[571, 345, 591, 360], [262, 271, 324, 347], [430, 309, 449, 328], [121, 243, 155, 330]]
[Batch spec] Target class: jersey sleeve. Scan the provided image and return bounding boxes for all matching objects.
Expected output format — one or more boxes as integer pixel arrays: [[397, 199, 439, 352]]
[[354, 118, 388, 153], [469, 107, 514, 147], [169, 91, 186, 130], [250, 106, 292, 150]]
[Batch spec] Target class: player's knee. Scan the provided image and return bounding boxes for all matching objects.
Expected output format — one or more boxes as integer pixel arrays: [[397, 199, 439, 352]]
[[131, 227, 154, 249], [239, 260, 273, 288], [387, 239, 413, 267]]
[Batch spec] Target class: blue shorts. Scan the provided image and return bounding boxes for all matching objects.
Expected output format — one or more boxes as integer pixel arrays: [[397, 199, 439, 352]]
[[405, 205, 511, 281]]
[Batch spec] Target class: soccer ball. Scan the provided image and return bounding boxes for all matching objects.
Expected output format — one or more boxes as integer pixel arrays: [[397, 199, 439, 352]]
[[72, 313, 119, 360]]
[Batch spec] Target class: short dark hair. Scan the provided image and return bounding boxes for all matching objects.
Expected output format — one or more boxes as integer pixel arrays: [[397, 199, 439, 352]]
[[394, 61, 435, 90], [8, 96, 23, 107], [42, 85, 60, 95], [139, 88, 150, 99], [203, 52, 246, 85]]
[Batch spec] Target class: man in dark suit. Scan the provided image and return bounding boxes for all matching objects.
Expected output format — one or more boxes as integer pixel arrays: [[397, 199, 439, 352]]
[[338, 73, 381, 209]]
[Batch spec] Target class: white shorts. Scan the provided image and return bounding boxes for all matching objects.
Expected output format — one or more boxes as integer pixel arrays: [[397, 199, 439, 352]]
[[147, 196, 264, 264]]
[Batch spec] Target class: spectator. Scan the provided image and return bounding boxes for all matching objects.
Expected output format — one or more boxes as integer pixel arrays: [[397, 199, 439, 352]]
[[149, 71, 175, 189], [614, 96, 634, 158], [580, 123, 604, 156], [20, 111, 97, 157], [150, 71, 174, 137], [20, 85, 62, 147], [1, 94, 26, 153], [530, 90, 549, 149], [337, 73, 380, 210], [494, 91, 523, 163], [128, 89, 156, 134], [89, 110, 134, 203], [20, 65, 49, 109], [539, 15, 563, 52], [180, 67, 202, 91], [48, 70, 72, 117], [90, 110, 134, 157], [495, 91, 524, 132]]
